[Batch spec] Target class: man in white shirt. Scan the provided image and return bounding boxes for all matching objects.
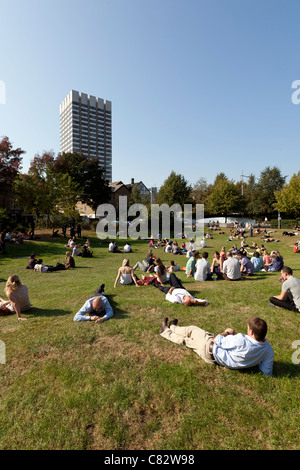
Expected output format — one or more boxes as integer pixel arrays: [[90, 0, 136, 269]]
[[194, 252, 212, 281], [269, 266, 300, 312], [222, 252, 241, 281], [124, 243, 132, 253], [160, 316, 273, 376], [155, 273, 208, 306]]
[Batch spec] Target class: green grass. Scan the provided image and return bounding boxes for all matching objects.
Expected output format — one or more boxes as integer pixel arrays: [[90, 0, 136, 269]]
[[0, 228, 299, 450]]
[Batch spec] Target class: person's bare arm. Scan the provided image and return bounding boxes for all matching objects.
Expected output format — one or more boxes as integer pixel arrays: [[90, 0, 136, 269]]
[[7, 291, 26, 320]]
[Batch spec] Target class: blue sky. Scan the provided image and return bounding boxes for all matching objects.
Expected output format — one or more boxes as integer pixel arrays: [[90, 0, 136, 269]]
[[1, 0, 300, 190]]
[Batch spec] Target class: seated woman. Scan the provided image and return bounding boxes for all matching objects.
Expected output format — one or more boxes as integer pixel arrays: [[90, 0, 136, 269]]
[[168, 260, 180, 273], [172, 241, 181, 255], [139, 258, 169, 286], [219, 246, 227, 271], [65, 252, 75, 269], [262, 250, 272, 269], [26, 253, 37, 269], [114, 259, 139, 288], [211, 251, 221, 273], [180, 242, 187, 253], [268, 251, 284, 272], [0, 275, 31, 320]]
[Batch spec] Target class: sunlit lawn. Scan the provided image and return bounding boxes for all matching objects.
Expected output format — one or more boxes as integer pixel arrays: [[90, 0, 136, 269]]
[[0, 227, 299, 450]]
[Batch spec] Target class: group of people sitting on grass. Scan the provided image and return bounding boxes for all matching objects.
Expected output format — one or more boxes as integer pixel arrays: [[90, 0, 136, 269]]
[[2, 228, 300, 378]]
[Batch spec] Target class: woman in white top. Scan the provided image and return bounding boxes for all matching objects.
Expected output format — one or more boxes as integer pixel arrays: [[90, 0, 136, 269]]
[[140, 258, 169, 286], [114, 259, 139, 288], [0, 275, 31, 320]]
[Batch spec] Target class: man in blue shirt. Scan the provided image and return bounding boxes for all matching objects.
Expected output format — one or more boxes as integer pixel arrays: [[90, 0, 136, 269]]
[[160, 316, 274, 376], [74, 285, 114, 323]]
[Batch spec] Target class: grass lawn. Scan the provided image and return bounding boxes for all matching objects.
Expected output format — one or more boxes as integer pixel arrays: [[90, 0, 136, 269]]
[[0, 228, 299, 450]]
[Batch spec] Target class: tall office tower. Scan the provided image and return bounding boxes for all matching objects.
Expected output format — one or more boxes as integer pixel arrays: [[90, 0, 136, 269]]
[[59, 90, 112, 181]]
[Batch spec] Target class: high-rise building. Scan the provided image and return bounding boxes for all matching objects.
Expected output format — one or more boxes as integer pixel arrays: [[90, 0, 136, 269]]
[[59, 90, 112, 181]]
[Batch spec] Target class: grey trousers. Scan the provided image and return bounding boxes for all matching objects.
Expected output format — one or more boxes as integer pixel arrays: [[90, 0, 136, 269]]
[[160, 324, 215, 364]]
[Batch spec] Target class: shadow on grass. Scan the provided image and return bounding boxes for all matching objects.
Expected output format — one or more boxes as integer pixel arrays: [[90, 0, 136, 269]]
[[234, 362, 300, 377], [273, 361, 300, 377], [26, 307, 72, 318]]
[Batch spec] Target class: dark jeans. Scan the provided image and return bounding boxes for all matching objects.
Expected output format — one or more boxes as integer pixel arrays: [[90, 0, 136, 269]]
[[269, 292, 298, 312], [158, 273, 184, 294]]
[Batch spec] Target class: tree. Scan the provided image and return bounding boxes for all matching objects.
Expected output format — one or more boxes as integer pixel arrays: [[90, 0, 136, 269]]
[[206, 178, 241, 222], [155, 171, 192, 207], [255, 166, 286, 219], [274, 172, 300, 217], [0, 136, 25, 197], [129, 185, 151, 206], [52, 152, 111, 212], [190, 177, 212, 205], [13, 152, 82, 231]]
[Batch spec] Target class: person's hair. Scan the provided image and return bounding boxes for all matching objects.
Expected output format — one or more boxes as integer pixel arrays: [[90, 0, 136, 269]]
[[6, 275, 22, 293], [227, 251, 233, 257], [282, 266, 293, 276], [193, 250, 199, 258], [183, 296, 193, 306], [122, 258, 130, 267], [253, 251, 260, 258], [214, 251, 220, 258], [155, 258, 166, 275], [237, 251, 244, 257], [170, 260, 175, 266], [202, 251, 208, 259], [30, 253, 36, 259], [37, 259, 43, 264], [248, 317, 268, 341], [66, 252, 70, 256]]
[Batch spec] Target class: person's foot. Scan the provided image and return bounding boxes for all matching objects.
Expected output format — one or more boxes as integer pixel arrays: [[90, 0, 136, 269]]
[[169, 319, 178, 327], [160, 317, 168, 333]]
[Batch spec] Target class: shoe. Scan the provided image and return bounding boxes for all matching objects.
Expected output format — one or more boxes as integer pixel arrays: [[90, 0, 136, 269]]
[[160, 317, 168, 333], [169, 319, 178, 327]]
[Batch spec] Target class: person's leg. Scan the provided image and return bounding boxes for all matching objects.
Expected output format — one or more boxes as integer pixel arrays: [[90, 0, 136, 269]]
[[269, 292, 297, 311], [94, 284, 106, 296], [169, 273, 184, 289], [161, 324, 215, 364]]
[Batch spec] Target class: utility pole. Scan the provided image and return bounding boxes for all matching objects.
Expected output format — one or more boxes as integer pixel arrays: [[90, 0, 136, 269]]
[[241, 170, 250, 196]]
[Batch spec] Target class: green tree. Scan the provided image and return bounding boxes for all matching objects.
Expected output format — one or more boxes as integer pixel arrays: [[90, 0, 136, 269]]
[[53, 152, 111, 212], [255, 166, 286, 219], [0, 136, 25, 202], [274, 171, 300, 217], [13, 152, 81, 231], [190, 177, 212, 205], [206, 178, 241, 222], [155, 171, 192, 206]]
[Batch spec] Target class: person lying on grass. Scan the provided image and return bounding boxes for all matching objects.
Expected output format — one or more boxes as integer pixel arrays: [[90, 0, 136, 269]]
[[153, 272, 208, 306], [73, 285, 113, 323], [159, 316, 273, 376]]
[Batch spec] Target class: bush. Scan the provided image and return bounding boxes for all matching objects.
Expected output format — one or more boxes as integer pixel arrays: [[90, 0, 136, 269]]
[[270, 219, 300, 229]]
